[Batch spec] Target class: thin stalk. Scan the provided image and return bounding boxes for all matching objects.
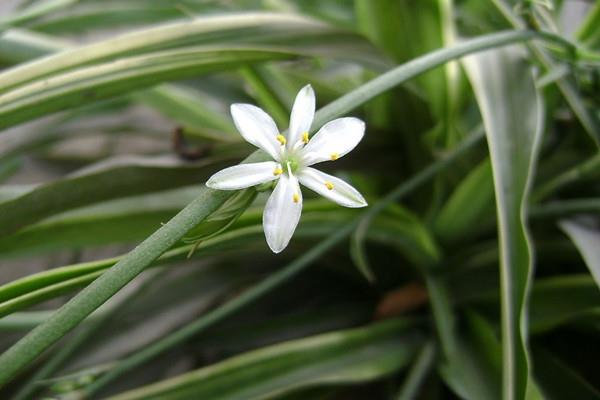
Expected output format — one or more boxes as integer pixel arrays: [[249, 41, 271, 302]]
[[12, 269, 164, 400], [395, 342, 436, 400], [532, 153, 600, 202], [85, 130, 484, 396], [0, 311, 56, 331], [312, 30, 573, 128], [530, 198, 600, 219]]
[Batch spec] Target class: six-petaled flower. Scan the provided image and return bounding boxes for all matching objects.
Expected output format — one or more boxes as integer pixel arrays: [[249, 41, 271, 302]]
[[206, 84, 367, 253]]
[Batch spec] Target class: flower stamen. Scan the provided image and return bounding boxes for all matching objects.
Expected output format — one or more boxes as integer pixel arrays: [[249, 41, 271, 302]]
[[302, 132, 309, 144], [330, 153, 339, 161], [276, 134, 287, 145], [325, 181, 334, 190], [273, 166, 283, 176], [293, 193, 300, 203]]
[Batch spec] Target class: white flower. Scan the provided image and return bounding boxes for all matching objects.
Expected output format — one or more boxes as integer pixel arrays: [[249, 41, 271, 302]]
[[206, 84, 367, 253]]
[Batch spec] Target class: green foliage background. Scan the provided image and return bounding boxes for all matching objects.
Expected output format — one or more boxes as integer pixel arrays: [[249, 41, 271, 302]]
[[0, 0, 598, 399]]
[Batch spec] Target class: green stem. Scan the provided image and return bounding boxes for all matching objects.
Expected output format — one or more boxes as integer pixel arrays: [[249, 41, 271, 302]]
[[0, 187, 233, 386], [85, 130, 484, 396], [12, 269, 163, 400], [311, 30, 572, 128]]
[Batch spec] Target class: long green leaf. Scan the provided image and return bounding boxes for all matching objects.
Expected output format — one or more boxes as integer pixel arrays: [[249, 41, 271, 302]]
[[0, 30, 241, 143], [529, 275, 600, 334], [433, 158, 495, 243], [0, 187, 199, 257], [0, 226, 265, 316], [0, 13, 344, 93], [449, 273, 600, 334], [351, 202, 441, 282], [0, 211, 178, 258], [0, 156, 229, 237], [0, 29, 69, 65], [532, 346, 600, 399], [133, 84, 239, 141], [0, 13, 383, 130], [0, 46, 296, 130], [533, 154, 600, 202], [0, 0, 79, 31], [427, 274, 501, 400], [530, 199, 600, 219], [28, 1, 212, 33], [0, 271, 103, 319], [0, 30, 555, 387], [464, 46, 544, 400], [107, 319, 420, 400]]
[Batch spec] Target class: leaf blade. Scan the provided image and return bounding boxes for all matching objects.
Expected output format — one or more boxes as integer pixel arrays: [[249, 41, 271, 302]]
[[0, 155, 230, 237], [464, 46, 544, 400], [107, 319, 420, 400]]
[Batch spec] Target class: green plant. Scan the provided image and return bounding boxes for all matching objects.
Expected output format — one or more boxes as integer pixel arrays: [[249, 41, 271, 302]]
[[0, 1, 598, 399]]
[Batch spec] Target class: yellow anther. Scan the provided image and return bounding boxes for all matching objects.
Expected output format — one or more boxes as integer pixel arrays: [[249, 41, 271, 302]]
[[273, 167, 283, 176], [276, 134, 287, 145], [302, 132, 309, 144], [293, 193, 300, 203], [330, 153, 339, 161], [325, 181, 334, 190]]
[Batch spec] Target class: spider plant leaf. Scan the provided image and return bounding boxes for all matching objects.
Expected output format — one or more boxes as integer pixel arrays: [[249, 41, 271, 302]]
[[464, 46, 544, 400]]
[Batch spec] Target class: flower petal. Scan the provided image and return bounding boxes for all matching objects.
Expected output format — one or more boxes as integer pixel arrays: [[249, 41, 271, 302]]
[[262, 171, 302, 253], [206, 161, 280, 190], [300, 117, 365, 166], [231, 103, 282, 160], [288, 84, 315, 148], [298, 167, 367, 208]]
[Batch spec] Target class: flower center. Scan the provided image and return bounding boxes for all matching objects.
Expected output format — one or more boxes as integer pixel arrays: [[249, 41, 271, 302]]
[[280, 150, 301, 175], [287, 159, 299, 173]]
